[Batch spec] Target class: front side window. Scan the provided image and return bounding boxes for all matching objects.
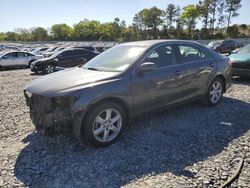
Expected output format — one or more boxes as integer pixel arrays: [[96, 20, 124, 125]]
[[4, 52, 17, 58], [177, 45, 209, 64], [145, 45, 174, 68]]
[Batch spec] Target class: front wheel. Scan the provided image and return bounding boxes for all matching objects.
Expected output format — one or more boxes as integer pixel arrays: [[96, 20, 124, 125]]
[[204, 78, 224, 106], [82, 102, 126, 147]]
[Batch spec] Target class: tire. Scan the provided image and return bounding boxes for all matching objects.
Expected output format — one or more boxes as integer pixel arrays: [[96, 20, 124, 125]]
[[203, 78, 224, 106], [82, 102, 126, 147], [28, 60, 34, 68], [43, 64, 55, 74]]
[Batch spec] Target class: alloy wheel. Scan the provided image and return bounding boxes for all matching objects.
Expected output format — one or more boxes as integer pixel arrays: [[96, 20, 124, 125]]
[[45, 65, 55, 74], [209, 81, 222, 104], [92, 108, 122, 143]]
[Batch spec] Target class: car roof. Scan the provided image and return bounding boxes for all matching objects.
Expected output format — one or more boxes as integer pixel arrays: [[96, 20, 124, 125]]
[[119, 40, 202, 48]]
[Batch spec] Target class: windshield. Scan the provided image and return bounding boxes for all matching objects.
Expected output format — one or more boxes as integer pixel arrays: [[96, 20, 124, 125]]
[[238, 44, 250, 54], [83, 45, 147, 72], [49, 50, 64, 59]]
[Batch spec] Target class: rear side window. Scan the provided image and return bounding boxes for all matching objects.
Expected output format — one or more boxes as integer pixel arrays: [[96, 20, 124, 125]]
[[61, 50, 74, 57], [145, 45, 174, 68], [73, 49, 88, 56], [177, 45, 210, 64], [17, 52, 28, 57], [26, 53, 34, 56]]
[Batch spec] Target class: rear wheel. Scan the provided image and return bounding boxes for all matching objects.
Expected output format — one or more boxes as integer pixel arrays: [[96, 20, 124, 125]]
[[204, 78, 223, 106], [43, 64, 55, 74], [82, 102, 126, 147]]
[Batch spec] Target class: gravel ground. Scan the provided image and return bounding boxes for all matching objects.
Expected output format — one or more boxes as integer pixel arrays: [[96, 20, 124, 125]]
[[0, 69, 250, 188]]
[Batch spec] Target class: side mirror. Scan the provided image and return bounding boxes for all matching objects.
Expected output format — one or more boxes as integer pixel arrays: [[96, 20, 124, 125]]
[[54, 58, 58, 62], [2, 56, 7, 59], [138, 62, 157, 73]]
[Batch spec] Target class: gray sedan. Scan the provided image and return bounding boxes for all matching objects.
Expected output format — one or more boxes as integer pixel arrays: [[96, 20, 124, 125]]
[[0, 51, 43, 68], [24, 40, 232, 147]]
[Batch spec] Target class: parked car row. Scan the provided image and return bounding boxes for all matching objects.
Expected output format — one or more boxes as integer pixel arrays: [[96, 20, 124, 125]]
[[208, 39, 236, 54], [31, 48, 99, 74], [229, 44, 250, 77], [0, 44, 106, 73]]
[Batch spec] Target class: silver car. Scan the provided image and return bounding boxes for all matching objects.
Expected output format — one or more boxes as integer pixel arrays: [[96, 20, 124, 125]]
[[0, 51, 43, 68]]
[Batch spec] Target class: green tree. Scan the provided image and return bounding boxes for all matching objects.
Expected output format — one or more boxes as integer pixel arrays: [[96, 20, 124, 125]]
[[73, 19, 101, 40], [227, 24, 239, 37], [217, 1, 227, 29], [112, 18, 123, 41], [31, 27, 48, 41], [133, 9, 147, 39], [144, 7, 164, 38], [165, 4, 180, 29], [180, 5, 200, 38], [5, 32, 19, 41], [122, 26, 139, 41], [208, 0, 224, 36], [225, 0, 241, 28], [51, 24, 73, 41], [0, 33, 7, 41], [99, 22, 115, 41], [14, 28, 31, 41]]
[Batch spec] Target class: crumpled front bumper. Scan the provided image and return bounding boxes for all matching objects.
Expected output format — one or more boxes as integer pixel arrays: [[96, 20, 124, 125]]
[[24, 91, 73, 133], [30, 63, 42, 72]]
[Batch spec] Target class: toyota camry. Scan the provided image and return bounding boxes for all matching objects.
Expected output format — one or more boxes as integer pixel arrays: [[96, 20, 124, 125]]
[[24, 40, 232, 147]]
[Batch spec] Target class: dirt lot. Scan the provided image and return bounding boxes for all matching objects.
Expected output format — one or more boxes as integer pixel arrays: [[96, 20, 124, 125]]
[[0, 68, 250, 188]]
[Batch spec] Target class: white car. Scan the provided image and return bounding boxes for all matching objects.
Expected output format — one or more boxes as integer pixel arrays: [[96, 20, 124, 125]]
[[0, 51, 43, 68]]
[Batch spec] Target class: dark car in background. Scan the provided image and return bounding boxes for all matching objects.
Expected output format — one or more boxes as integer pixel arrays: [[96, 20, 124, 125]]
[[30, 48, 98, 74], [229, 44, 250, 77], [24, 40, 232, 147], [73, 46, 100, 53], [208, 39, 236, 54]]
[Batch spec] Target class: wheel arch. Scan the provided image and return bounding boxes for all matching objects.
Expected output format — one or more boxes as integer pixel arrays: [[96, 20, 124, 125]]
[[214, 74, 226, 93], [75, 97, 130, 145], [28, 59, 35, 67], [85, 97, 130, 121]]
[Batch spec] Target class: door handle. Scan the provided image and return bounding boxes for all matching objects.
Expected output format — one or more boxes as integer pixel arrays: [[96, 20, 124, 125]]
[[175, 70, 181, 76], [209, 62, 214, 67]]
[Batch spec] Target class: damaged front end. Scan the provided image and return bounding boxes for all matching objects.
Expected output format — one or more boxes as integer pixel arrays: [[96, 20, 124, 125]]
[[24, 90, 76, 135]]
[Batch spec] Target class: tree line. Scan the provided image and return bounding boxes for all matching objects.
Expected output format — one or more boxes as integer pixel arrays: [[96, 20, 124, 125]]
[[0, 0, 249, 42]]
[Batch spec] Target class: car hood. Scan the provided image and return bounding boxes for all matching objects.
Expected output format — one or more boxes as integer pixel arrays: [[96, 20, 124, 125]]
[[25, 67, 120, 96], [229, 53, 250, 62], [32, 57, 52, 65]]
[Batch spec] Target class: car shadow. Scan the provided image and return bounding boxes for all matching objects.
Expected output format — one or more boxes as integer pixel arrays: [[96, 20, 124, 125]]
[[233, 76, 250, 86], [14, 97, 250, 187], [0, 67, 28, 72]]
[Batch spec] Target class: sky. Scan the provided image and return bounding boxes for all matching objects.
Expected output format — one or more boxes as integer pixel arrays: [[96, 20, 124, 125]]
[[0, 0, 250, 32]]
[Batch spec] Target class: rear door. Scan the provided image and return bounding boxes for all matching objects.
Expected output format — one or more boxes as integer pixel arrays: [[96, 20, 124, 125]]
[[72, 49, 89, 66], [58, 50, 75, 67], [17, 52, 31, 66], [174, 43, 214, 99]]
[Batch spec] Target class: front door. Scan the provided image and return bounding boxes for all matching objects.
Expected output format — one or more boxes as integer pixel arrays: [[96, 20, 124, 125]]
[[131, 44, 181, 116]]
